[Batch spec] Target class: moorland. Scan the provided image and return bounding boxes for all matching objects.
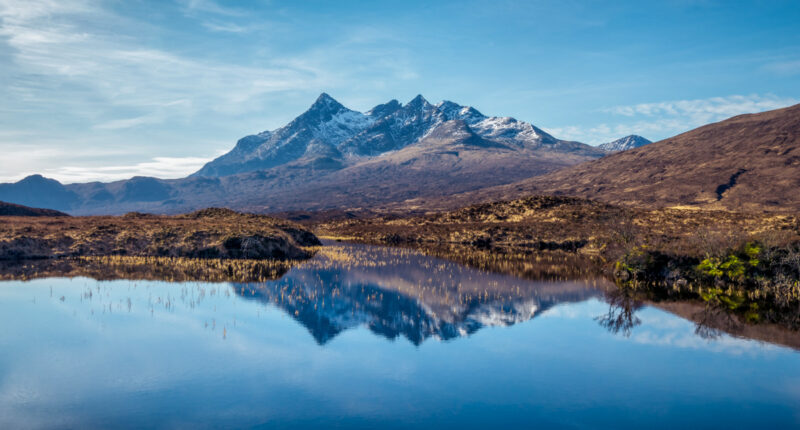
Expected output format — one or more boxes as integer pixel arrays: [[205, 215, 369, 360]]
[[0, 207, 321, 282]]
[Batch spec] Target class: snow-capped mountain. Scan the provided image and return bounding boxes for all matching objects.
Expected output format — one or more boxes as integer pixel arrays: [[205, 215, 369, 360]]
[[196, 93, 603, 177], [0, 93, 607, 214], [598, 135, 652, 152], [195, 93, 379, 176]]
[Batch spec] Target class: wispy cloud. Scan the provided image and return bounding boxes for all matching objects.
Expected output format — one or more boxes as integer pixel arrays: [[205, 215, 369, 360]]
[[0, 0, 416, 120], [92, 114, 164, 131], [43, 155, 221, 183], [762, 59, 800, 76], [0, 5, 322, 114], [604, 94, 797, 119], [179, 0, 247, 17], [0, 0, 420, 182], [181, 0, 256, 34], [201, 21, 249, 33], [546, 94, 798, 144]]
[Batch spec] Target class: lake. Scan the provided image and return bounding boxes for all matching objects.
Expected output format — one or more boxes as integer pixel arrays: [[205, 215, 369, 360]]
[[0, 242, 798, 429]]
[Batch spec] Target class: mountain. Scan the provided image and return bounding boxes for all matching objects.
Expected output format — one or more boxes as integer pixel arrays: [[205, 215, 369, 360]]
[[0, 175, 79, 211], [235, 120, 603, 212], [0, 93, 605, 214], [598, 135, 652, 152], [195, 93, 377, 177], [423, 103, 800, 212], [0, 201, 69, 217], [195, 93, 603, 177]]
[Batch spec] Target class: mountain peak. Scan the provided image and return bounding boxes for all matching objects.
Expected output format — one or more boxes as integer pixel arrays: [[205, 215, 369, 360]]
[[598, 135, 652, 152], [309, 92, 346, 113], [315, 92, 336, 103], [406, 94, 430, 108], [19, 174, 59, 185]]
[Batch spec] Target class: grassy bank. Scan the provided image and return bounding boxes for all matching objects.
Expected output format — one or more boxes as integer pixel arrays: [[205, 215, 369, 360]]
[[0, 208, 321, 262]]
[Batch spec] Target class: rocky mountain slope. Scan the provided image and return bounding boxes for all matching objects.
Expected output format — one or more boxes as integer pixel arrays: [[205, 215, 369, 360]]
[[195, 92, 603, 178], [407, 103, 800, 212], [216, 120, 602, 213], [598, 135, 651, 152], [0, 94, 605, 214]]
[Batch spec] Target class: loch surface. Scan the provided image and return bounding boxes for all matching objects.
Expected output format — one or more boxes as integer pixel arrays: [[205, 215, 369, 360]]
[[0, 243, 798, 429]]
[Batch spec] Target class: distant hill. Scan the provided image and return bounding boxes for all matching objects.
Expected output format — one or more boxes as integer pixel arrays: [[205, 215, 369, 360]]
[[0, 201, 69, 217], [598, 135, 651, 152], [0, 93, 604, 214], [0, 175, 79, 211], [423, 103, 800, 212]]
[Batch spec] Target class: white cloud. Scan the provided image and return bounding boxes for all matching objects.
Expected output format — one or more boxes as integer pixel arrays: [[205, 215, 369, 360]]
[[0, 138, 224, 183], [38, 155, 223, 183], [546, 94, 798, 144]]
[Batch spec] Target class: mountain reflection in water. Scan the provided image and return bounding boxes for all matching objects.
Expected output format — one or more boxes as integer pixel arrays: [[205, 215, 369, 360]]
[[1, 242, 798, 349], [233, 243, 604, 345], [1, 242, 799, 429]]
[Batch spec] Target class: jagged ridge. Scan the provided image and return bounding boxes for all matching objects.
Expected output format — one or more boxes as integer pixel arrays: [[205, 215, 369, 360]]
[[195, 93, 603, 177]]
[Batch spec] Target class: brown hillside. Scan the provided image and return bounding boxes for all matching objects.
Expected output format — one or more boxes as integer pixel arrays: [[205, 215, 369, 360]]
[[417, 103, 800, 212], [0, 201, 69, 217]]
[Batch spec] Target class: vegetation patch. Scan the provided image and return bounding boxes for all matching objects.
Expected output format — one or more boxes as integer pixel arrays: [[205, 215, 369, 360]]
[[0, 208, 321, 263], [614, 240, 800, 328]]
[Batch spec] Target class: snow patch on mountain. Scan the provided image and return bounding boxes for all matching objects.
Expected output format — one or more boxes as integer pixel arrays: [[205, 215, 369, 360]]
[[598, 135, 652, 152], [313, 109, 376, 146], [470, 116, 558, 147]]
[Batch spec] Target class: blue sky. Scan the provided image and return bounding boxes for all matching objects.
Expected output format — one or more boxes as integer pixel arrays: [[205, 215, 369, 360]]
[[1, 0, 799, 183]]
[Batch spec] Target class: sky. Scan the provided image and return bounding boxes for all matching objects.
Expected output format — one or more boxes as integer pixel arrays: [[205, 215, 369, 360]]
[[0, 0, 799, 183]]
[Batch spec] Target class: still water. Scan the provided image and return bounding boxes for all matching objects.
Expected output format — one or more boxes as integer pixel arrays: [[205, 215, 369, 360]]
[[0, 243, 798, 429]]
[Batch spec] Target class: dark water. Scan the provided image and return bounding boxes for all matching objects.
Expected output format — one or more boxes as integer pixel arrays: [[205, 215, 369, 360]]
[[0, 243, 798, 429]]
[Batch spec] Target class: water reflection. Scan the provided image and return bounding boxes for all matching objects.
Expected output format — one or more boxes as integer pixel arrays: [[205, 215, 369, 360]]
[[2, 242, 799, 349], [1, 243, 799, 428], [234, 243, 603, 344], [595, 290, 643, 337]]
